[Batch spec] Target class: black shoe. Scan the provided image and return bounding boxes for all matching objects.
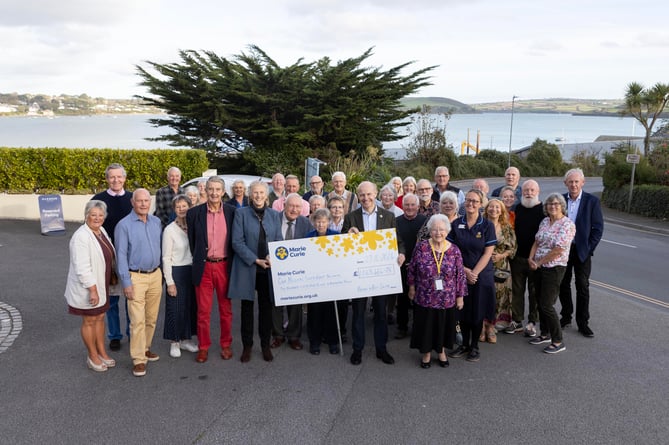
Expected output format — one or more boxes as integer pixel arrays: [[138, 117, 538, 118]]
[[376, 350, 395, 365], [438, 359, 450, 368], [578, 326, 594, 337], [448, 345, 468, 358], [341, 335, 348, 344], [350, 350, 362, 365], [466, 349, 480, 362], [420, 360, 431, 369], [329, 345, 339, 355], [109, 339, 121, 351], [394, 329, 408, 340], [309, 347, 320, 355], [560, 318, 572, 328]]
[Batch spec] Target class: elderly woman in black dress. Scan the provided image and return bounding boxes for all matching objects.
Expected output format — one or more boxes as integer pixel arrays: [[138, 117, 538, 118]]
[[64, 200, 116, 372], [408, 214, 467, 368]]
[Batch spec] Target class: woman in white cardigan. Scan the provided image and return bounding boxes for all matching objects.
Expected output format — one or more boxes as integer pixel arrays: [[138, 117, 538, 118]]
[[64, 200, 116, 372]]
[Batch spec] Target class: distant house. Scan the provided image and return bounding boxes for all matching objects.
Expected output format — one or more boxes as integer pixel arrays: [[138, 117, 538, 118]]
[[27, 102, 41, 115], [0, 103, 18, 113]]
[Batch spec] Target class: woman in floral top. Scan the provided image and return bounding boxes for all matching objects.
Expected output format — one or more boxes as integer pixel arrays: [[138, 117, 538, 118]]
[[408, 214, 467, 368], [528, 193, 576, 354], [484, 198, 517, 339]]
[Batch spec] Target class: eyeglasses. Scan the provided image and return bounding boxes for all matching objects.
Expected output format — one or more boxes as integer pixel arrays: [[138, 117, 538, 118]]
[[546, 202, 561, 207], [417, 187, 432, 192], [465, 199, 480, 204], [310, 181, 322, 185]]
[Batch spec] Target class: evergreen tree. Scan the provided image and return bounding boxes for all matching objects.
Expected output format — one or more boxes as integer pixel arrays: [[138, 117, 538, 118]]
[[136, 46, 435, 174]]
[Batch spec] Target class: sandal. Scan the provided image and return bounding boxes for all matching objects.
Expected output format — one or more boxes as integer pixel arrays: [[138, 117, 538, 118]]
[[487, 331, 497, 344], [479, 331, 486, 342]]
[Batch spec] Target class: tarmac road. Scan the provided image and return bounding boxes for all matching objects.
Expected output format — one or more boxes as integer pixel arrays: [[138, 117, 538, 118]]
[[1, 204, 668, 444]]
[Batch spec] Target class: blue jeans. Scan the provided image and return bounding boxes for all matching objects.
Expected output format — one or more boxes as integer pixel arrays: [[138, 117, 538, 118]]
[[106, 295, 130, 340], [351, 296, 388, 353]]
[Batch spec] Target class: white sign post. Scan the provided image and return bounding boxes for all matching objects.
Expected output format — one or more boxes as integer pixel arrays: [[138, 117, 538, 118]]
[[626, 153, 640, 213]]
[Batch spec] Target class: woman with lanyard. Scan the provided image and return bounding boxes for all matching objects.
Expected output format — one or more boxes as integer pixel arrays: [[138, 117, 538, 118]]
[[408, 214, 467, 368]]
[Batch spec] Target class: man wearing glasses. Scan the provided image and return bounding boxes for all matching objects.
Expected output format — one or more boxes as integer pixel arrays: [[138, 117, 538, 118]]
[[416, 179, 440, 217], [431, 166, 464, 206], [302, 175, 328, 202]]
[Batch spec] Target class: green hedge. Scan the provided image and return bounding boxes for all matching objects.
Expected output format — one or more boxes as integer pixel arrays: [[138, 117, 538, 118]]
[[603, 185, 669, 219], [0, 147, 209, 194]]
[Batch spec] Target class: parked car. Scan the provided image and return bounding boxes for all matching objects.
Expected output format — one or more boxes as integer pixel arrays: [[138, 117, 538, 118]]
[[182, 174, 272, 199]]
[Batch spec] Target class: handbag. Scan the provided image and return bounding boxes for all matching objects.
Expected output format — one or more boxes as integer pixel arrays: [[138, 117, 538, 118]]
[[493, 268, 511, 283]]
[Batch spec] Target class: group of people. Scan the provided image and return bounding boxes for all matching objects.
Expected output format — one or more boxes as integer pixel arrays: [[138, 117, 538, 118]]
[[64, 163, 603, 375]]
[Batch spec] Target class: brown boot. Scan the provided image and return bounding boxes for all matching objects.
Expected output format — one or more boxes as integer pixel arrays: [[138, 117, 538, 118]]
[[240, 346, 252, 363]]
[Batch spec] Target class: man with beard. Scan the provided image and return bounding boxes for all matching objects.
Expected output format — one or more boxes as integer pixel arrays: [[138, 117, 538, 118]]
[[416, 179, 440, 218], [505, 179, 544, 337]]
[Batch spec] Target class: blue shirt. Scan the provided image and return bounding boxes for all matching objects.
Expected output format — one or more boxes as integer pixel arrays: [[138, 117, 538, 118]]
[[115, 211, 162, 288]]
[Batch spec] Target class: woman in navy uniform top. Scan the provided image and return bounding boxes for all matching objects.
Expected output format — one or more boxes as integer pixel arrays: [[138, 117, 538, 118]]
[[447, 189, 497, 362]]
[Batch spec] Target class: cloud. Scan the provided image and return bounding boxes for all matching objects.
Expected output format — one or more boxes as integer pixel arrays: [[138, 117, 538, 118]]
[[0, 0, 146, 27]]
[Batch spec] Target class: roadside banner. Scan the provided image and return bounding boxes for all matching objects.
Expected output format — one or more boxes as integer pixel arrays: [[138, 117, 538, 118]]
[[268, 228, 402, 306], [38, 194, 66, 236]]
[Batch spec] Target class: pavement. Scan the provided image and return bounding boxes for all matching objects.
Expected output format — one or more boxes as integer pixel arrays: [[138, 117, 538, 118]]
[[1, 208, 668, 444]]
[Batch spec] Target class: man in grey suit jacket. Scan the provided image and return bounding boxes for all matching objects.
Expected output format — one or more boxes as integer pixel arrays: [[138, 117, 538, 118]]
[[271, 193, 313, 350], [559, 168, 603, 337], [342, 181, 406, 366]]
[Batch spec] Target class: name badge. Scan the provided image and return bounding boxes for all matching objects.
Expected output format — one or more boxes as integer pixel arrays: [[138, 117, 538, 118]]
[[434, 278, 444, 290], [458, 224, 465, 229]]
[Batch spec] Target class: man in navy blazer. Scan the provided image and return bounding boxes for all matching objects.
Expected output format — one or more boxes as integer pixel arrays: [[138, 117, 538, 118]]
[[559, 168, 603, 338], [342, 181, 406, 366], [271, 193, 313, 350], [187, 176, 235, 362]]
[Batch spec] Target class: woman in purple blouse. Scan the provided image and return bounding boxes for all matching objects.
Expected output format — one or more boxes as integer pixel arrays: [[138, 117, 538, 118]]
[[408, 214, 467, 368]]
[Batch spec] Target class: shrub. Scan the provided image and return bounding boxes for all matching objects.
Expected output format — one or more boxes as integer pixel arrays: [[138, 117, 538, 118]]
[[602, 184, 669, 219], [0, 147, 209, 194]]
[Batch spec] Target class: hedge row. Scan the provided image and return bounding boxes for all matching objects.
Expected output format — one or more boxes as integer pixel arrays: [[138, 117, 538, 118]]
[[602, 184, 669, 219], [0, 147, 209, 194]]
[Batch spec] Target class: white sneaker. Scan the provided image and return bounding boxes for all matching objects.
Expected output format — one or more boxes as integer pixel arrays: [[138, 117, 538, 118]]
[[170, 342, 181, 358], [180, 340, 199, 353]]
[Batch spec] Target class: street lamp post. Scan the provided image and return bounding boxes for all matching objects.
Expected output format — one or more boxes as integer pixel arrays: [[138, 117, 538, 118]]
[[508, 95, 518, 168]]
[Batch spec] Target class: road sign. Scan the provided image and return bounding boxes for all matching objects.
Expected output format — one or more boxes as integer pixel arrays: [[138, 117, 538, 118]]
[[626, 154, 640, 164]]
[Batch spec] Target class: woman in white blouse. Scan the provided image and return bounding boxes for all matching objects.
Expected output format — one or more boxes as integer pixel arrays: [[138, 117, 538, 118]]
[[162, 194, 199, 357], [64, 200, 117, 372]]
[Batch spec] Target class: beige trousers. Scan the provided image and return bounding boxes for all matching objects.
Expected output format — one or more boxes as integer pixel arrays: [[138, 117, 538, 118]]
[[128, 270, 163, 365]]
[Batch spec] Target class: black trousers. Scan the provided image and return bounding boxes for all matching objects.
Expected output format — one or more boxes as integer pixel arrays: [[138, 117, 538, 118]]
[[396, 265, 412, 332], [240, 271, 273, 348], [536, 266, 566, 342], [559, 249, 592, 328]]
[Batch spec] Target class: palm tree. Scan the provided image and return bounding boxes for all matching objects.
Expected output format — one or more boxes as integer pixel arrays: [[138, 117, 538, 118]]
[[623, 82, 669, 157]]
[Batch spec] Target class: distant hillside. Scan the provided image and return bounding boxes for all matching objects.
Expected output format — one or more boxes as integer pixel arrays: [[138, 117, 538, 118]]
[[401, 97, 636, 116], [471, 97, 626, 115], [400, 96, 477, 114]]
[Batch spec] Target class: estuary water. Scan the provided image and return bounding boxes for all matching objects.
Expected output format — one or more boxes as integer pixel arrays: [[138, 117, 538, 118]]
[[0, 112, 643, 153]]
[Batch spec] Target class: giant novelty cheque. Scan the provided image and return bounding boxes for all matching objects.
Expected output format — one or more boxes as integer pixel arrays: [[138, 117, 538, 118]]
[[268, 229, 403, 306]]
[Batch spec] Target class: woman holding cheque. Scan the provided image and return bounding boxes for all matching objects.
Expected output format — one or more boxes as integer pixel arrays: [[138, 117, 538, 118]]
[[408, 214, 467, 368]]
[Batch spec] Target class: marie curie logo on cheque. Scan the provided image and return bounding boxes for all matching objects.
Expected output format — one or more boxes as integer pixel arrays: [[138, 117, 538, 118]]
[[275, 246, 289, 260], [274, 245, 307, 260]]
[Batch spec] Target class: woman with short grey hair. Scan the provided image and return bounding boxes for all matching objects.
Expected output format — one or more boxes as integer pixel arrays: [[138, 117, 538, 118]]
[[527, 192, 575, 354], [64, 200, 117, 372]]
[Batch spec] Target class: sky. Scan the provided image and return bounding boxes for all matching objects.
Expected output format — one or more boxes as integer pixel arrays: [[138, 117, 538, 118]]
[[1, 0, 667, 104]]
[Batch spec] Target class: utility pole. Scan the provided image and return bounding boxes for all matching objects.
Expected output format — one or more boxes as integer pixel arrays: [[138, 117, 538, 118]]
[[508, 95, 518, 168]]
